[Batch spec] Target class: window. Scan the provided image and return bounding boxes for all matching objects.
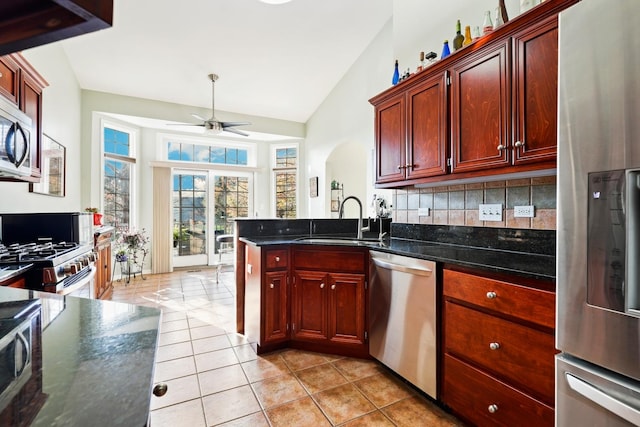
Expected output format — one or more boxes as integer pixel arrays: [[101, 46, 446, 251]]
[[103, 124, 136, 229], [167, 141, 248, 165], [273, 146, 297, 218], [214, 176, 249, 234]]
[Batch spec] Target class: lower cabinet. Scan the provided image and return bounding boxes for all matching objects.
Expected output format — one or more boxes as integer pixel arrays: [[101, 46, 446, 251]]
[[94, 228, 114, 300], [442, 268, 556, 426], [243, 243, 368, 358]]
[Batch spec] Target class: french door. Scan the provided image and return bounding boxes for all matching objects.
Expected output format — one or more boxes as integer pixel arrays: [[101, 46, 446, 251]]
[[172, 169, 252, 267]]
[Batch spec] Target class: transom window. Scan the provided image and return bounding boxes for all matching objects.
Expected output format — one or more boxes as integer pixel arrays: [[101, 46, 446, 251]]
[[167, 142, 248, 165]]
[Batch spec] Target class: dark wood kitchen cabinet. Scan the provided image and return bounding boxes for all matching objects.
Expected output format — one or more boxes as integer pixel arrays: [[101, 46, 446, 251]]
[[0, 1, 113, 56], [370, 0, 576, 188], [94, 227, 114, 300], [0, 52, 47, 183], [244, 245, 290, 353], [291, 245, 368, 358], [441, 268, 556, 427], [374, 71, 448, 186]]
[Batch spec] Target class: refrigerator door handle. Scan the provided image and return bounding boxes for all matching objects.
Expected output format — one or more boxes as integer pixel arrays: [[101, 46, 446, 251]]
[[566, 373, 640, 425], [627, 170, 640, 314]]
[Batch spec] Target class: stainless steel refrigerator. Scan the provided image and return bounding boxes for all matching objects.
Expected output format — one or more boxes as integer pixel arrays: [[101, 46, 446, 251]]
[[556, 0, 640, 425]]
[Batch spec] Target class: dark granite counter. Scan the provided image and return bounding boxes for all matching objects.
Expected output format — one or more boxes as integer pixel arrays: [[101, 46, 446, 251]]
[[0, 286, 161, 426], [237, 221, 556, 281]]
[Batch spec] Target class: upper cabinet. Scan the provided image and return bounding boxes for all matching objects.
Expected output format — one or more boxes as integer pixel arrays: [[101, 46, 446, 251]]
[[0, 1, 113, 56], [0, 53, 48, 182], [370, 0, 577, 188]]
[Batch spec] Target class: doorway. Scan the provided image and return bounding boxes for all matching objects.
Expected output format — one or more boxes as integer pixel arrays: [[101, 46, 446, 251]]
[[172, 170, 252, 268]]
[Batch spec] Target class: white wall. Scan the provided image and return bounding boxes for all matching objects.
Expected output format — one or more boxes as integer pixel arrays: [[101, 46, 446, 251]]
[[0, 44, 82, 213]]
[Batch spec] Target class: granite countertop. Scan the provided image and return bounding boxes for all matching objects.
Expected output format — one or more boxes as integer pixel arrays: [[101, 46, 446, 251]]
[[0, 286, 161, 426], [239, 235, 555, 281]]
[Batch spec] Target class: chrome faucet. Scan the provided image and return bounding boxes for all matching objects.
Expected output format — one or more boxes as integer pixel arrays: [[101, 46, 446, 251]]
[[339, 196, 368, 239]]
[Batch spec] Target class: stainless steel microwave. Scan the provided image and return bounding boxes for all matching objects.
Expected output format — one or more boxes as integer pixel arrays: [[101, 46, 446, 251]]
[[0, 96, 31, 178]]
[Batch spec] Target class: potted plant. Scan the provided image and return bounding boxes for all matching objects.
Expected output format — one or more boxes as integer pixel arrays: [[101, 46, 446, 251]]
[[85, 207, 103, 226]]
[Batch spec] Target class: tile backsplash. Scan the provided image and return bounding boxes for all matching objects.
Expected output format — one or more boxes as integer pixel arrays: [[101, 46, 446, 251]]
[[391, 176, 556, 230]]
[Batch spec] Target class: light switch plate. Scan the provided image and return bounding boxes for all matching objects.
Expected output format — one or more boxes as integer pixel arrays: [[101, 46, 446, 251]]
[[418, 207, 430, 217], [514, 205, 535, 217], [479, 204, 503, 221]]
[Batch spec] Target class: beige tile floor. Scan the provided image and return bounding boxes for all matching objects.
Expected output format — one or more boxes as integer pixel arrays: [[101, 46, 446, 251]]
[[111, 267, 464, 427]]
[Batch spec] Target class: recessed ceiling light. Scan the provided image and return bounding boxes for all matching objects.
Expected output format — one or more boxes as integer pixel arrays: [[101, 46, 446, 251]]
[[260, 0, 293, 4]]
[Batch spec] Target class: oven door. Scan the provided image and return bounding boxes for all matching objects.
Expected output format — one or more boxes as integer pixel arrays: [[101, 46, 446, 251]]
[[56, 265, 96, 298]]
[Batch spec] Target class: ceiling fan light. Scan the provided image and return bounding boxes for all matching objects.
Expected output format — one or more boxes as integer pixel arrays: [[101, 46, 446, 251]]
[[259, 0, 293, 4]]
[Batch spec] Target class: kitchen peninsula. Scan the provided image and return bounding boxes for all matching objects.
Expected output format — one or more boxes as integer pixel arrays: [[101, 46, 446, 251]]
[[0, 286, 160, 426]]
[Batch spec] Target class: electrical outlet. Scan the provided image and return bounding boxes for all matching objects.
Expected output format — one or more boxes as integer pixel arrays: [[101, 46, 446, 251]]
[[418, 207, 430, 217], [479, 204, 503, 221], [514, 205, 535, 218]]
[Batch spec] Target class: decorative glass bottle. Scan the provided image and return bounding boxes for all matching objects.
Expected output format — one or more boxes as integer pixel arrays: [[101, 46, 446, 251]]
[[392, 60, 399, 85], [482, 10, 493, 35], [416, 51, 425, 73], [463, 25, 472, 46], [493, 6, 504, 29], [453, 20, 464, 51], [441, 40, 451, 59]]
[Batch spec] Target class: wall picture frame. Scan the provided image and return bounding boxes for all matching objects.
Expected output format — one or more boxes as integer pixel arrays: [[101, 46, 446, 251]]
[[29, 134, 66, 197], [309, 176, 318, 198]]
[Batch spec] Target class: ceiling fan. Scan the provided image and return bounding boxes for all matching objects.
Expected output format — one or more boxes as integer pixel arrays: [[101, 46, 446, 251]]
[[170, 73, 251, 136]]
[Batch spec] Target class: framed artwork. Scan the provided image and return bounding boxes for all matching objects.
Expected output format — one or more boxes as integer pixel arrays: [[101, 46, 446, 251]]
[[29, 134, 66, 197], [309, 176, 318, 198]]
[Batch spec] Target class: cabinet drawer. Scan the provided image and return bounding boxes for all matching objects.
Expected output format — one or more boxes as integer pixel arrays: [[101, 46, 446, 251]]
[[265, 249, 288, 270], [293, 247, 366, 272], [443, 269, 555, 329], [0, 56, 19, 104], [445, 301, 555, 403], [443, 354, 554, 427]]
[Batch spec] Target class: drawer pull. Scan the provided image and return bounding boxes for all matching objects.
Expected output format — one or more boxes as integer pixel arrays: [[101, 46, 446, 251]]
[[489, 342, 500, 350], [275, 256, 280, 262], [497, 144, 506, 151], [514, 140, 525, 148], [486, 291, 497, 299], [320, 283, 325, 289], [269, 283, 274, 289], [331, 284, 336, 290], [488, 404, 499, 413]]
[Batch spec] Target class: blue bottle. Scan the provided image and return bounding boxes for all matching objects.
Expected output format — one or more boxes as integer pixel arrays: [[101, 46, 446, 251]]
[[392, 60, 399, 85], [441, 40, 451, 59]]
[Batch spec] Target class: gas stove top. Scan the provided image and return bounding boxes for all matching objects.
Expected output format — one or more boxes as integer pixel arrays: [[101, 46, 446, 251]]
[[0, 241, 89, 266]]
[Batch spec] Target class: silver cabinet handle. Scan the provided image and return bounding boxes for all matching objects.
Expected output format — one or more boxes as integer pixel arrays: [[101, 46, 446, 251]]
[[275, 256, 280, 262], [331, 284, 336, 290], [320, 283, 325, 289], [566, 373, 640, 425], [269, 283, 274, 289], [497, 144, 506, 151], [514, 140, 524, 148], [488, 404, 498, 413], [486, 291, 497, 299], [489, 342, 500, 350]]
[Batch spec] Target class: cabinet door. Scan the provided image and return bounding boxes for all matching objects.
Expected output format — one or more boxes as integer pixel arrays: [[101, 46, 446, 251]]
[[0, 55, 19, 104], [375, 94, 406, 184], [406, 73, 448, 179], [327, 273, 365, 345], [451, 41, 511, 173], [512, 16, 559, 166], [263, 271, 289, 344], [292, 270, 328, 341]]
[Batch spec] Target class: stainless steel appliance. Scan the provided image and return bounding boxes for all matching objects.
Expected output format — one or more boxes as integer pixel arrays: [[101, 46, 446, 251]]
[[369, 251, 437, 398], [0, 213, 96, 296], [0, 96, 31, 178], [556, 0, 640, 424], [0, 299, 41, 414]]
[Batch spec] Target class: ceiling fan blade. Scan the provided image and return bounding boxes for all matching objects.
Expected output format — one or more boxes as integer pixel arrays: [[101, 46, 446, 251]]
[[221, 121, 251, 128], [167, 122, 205, 127], [222, 127, 249, 137], [191, 113, 207, 122]]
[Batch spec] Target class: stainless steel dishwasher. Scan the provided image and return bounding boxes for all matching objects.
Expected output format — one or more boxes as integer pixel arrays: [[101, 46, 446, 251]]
[[369, 250, 437, 398]]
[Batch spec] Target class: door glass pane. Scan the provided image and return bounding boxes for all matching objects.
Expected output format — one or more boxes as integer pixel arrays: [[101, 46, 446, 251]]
[[173, 173, 207, 256]]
